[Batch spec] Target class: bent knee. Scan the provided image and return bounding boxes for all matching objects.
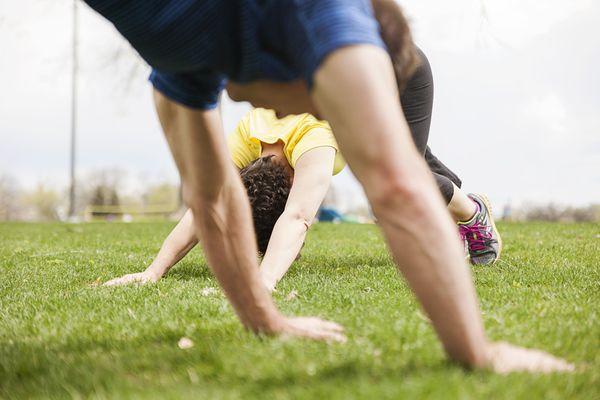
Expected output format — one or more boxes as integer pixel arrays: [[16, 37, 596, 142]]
[[371, 177, 422, 211], [366, 164, 431, 213]]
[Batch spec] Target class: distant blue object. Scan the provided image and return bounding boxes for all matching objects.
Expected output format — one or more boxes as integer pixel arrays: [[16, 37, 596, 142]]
[[318, 207, 344, 222]]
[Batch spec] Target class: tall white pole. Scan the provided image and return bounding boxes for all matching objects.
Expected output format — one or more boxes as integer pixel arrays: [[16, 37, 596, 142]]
[[68, 0, 78, 218]]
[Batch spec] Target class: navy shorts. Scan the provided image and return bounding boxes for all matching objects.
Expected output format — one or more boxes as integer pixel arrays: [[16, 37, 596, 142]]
[[84, 0, 385, 109]]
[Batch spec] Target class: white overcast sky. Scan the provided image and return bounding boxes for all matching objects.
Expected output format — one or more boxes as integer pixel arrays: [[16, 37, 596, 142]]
[[1, 0, 599, 208]]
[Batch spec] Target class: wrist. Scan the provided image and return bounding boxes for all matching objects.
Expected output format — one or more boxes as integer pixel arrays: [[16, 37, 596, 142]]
[[260, 270, 277, 292], [445, 337, 491, 369], [245, 308, 287, 335], [145, 264, 165, 280], [465, 339, 493, 369], [480, 340, 501, 369]]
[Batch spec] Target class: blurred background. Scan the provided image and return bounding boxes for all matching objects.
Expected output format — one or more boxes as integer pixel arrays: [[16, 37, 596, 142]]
[[1, 0, 599, 222]]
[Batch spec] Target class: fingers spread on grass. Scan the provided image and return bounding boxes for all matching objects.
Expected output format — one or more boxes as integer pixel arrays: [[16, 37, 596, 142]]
[[103, 277, 125, 287], [103, 273, 149, 287], [314, 319, 344, 333], [103, 276, 131, 287], [283, 317, 347, 343], [488, 342, 575, 374]]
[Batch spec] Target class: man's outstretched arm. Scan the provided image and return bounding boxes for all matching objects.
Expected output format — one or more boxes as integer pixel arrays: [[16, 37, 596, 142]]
[[152, 90, 345, 342], [311, 45, 573, 372]]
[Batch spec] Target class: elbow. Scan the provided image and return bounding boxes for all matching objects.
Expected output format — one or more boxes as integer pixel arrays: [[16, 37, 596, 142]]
[[367, 163, 432, 218], [283, 208, 312, 230]]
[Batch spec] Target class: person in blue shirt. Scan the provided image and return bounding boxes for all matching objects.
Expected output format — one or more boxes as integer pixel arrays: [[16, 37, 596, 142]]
[[82, 0, 573, 372]]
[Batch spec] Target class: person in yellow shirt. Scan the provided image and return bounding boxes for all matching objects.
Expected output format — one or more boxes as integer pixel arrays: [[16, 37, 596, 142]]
[[105, 108, 345, 291], [104, 102, 501, 290]]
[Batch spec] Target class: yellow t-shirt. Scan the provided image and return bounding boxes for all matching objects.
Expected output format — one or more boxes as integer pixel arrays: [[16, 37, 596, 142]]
[[227, 108, 346, 175]]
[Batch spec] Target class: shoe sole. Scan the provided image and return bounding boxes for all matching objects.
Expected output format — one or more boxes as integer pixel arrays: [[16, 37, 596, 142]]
[[474, 193, 503, 264]]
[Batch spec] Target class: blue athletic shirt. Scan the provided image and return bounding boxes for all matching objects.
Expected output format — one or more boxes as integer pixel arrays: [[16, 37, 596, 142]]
[[83, 0, 385, 109]]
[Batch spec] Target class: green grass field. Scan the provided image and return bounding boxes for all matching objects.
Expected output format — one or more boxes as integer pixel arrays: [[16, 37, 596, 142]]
[[1, 222, 598, 399]]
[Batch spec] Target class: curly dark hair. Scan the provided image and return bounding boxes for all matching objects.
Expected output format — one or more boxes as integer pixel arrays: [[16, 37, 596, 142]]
[[240, 155, 292, 256]]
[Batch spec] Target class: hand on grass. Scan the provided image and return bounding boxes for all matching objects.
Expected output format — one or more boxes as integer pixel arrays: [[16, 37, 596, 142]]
[[279, 316, 347, 343], [486, 342, 575, 374], [103, 271, 160, 287]]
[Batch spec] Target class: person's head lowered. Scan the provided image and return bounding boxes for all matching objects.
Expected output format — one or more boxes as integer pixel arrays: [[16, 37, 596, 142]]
[[239, 155, 293, 256]]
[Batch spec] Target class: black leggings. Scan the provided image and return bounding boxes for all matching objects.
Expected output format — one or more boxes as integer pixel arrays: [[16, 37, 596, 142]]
[[400, 47, 462, 204]]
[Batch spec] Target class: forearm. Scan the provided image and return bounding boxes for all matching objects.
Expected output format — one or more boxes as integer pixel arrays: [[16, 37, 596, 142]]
[[146, 209, 199, 278], [260, 212, 308, 290], [188, 176, 285, 333], [154, 90, 285, 334]]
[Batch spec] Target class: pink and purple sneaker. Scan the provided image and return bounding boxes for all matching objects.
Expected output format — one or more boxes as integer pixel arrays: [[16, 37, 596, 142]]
[[458, 193, 502, 265]]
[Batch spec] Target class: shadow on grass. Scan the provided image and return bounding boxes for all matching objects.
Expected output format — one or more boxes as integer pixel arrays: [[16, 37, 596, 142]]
[[1, 331, 456, 399], [0, 328, 231, 397], [164, 252, 389, 283], [246, 358, 454, 393], [163, 260, 212, 282]]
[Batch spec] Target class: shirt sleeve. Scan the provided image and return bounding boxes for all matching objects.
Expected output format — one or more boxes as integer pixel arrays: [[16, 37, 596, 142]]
[[149, 68, 226, 110], [227, 112, 258, 169], [291, 118, 345, 175]]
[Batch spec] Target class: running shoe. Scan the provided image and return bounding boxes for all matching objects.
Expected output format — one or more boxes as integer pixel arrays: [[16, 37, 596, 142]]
[[458, 193, 502, 265]]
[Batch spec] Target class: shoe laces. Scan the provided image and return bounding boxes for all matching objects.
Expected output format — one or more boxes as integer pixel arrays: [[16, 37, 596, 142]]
[[459, 222, 492, 253]]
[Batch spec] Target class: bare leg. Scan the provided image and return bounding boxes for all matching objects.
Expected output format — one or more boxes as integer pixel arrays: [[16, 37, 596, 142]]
[[311, 45, 573, 372], [152, 90, 345, 342], [448, 183, 478, 222]]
